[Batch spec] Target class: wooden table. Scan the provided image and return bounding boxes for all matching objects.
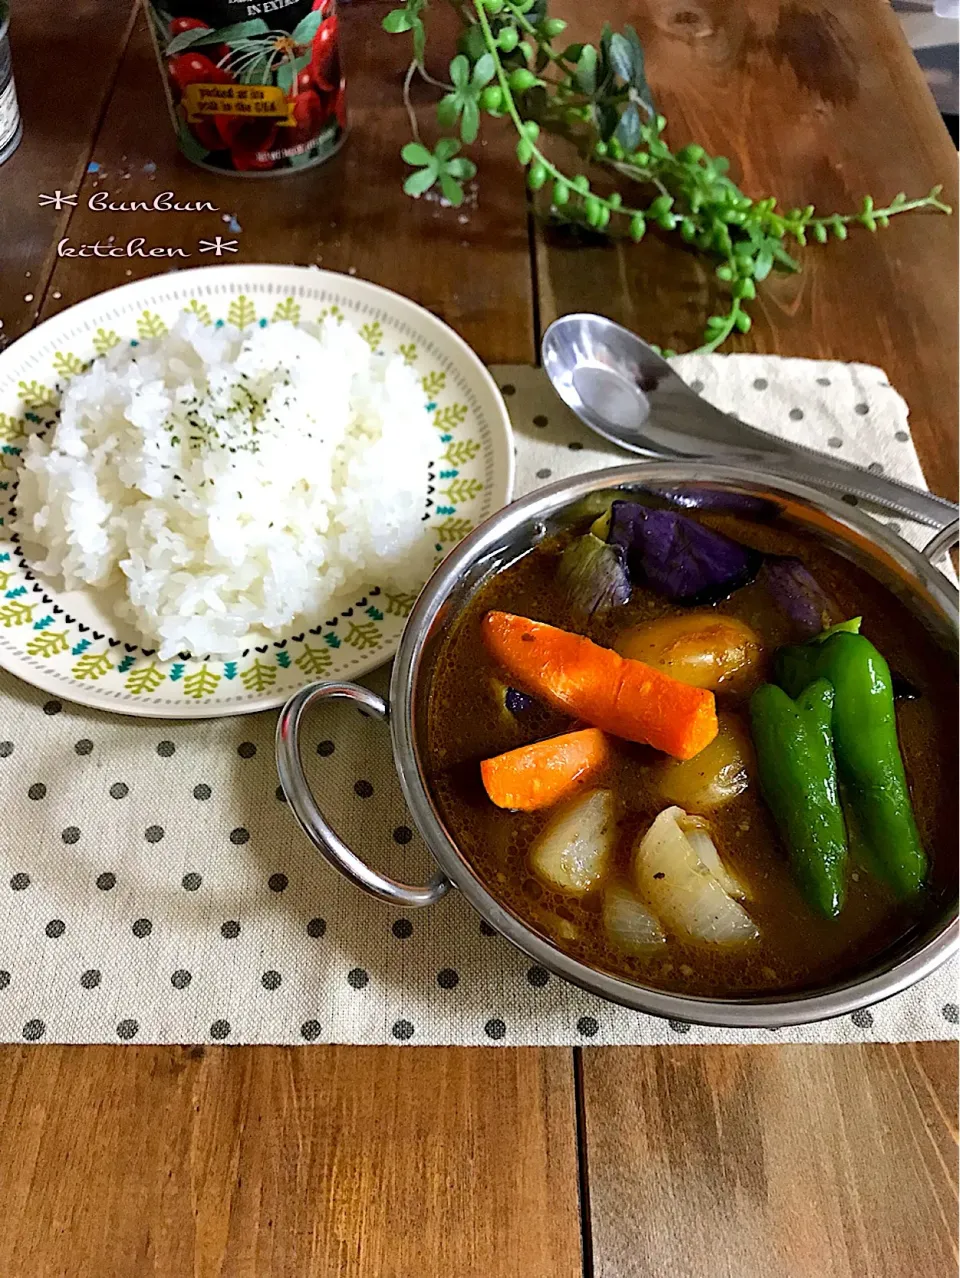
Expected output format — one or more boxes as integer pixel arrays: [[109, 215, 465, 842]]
[[0, 3, 956, 1275]]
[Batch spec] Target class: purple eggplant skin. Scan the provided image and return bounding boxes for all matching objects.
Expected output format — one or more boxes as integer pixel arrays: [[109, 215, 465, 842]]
[[759, 555, 838, 638], [505, 687, 536, 715], [645, 486, 780, 521], [608, 500, 763, 607]]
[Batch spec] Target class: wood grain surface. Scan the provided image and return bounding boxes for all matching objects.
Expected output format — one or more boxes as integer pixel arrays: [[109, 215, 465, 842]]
[[0, 1044, 581, 1278], [0, 1, 957, 1276]]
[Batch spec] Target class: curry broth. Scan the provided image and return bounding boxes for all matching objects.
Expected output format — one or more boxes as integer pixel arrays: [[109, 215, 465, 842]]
[[425, 512, 958, 997]]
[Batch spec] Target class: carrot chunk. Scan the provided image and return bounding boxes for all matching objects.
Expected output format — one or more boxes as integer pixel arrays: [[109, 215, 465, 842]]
[[480, 728, 610, 811], [482, 611, 718, 760]]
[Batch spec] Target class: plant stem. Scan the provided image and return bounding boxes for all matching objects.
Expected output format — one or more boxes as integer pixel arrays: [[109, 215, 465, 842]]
[[403, 59, 421, 142]]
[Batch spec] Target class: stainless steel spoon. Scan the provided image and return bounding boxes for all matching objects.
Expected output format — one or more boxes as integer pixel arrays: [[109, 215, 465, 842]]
[[541, 313, 958, 531]]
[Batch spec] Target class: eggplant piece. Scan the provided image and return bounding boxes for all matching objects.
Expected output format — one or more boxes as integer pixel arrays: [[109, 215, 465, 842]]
[[609, 501, 763, 607], [760, 556, 838, 638], [556, 533, 631, 623]]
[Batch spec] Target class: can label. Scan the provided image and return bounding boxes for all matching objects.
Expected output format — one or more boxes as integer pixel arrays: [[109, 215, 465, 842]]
[[145, 1, 345, 175]]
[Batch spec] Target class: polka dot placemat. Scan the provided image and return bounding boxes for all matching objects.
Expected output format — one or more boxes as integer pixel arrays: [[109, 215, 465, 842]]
[[0, 356, 955, 1046]]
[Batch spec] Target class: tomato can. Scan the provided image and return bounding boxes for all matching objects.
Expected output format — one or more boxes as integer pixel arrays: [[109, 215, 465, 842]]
[[0, 2, 23, 168], [143, 1, 346, 177]]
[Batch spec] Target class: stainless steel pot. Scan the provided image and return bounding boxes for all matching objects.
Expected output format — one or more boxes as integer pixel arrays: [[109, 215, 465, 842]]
[[276, 464, 959, 1028]]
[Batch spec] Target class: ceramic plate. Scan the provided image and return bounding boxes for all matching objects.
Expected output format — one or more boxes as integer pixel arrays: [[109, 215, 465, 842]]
[[0, 265, 513, 717]]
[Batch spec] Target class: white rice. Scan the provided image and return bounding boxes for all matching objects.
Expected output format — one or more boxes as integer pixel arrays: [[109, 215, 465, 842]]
[[15, 313, 436, 659]]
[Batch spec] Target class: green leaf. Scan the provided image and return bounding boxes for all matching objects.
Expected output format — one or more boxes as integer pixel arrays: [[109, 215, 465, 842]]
[[404, 167, 437, 197], [445, 156, 476, 180], [383, 9, 413, 33], [439, 174, 465, 206], [401, 142, 433, 166], [459, 24, 487, 61], [437, 95, 459, 128], [435, 137, 460, 161], [292, 10, 326, 43], [561, 43, 584, 63], [609, 33, 633, 81], [614, 103, 641, 152], [412, 15, 426, 61], [574, 45, 597, 94], [460, 99, 480, 144], [450, 54, 470, 88], [771, 243, 800, 271], [753, 246, 774, 281], [276, 62, 295, 94], [166, 26, 216, 55], [473, 53, 495, 87]]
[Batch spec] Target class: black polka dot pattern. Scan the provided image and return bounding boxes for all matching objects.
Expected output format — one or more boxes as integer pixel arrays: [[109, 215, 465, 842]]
[[237, 742, 256, 759], [668, 1019, 691, 1035], [789, 408, 804, 421], [132, 918, 152, 939], [353, 779, 373, 799], [268, 873, 288, 892], [61, 826, 80, 845], [261, 970, 281, 990], [895, 430, 909, 442], [43, 700, 61, 715], [96, 872, 116, 891], [577, 1016, 599, 1038], [850, 1008, 874, 1029], [484, 1018, 506, 1041], [156, 740, 175, 757], [221, 921, 241, 939], [536, 468, 552, 480], [854, 402, 869, 415], [316, 739, 335, 757], [144, 825, 164, 843], [347, 968, 369, 989], [171, 969, 192, 989], [193, 783, 211, 800], [301, 1019, 322, 1041], [109, 782, 129, 799], [0, 741, 13, 757], [45, 920, 65, 939], [479, 921, 497, 937], [306, 917, 326, 938], [210, 1019, 230, 1040], [942, 1003, 958, 1024], [10, 872, 29, 891], [500, 383, 515, 396], [22, 1019, 45, 1040], [0, 971, 10, 990], [533, 414, 548, 428], [80, 969, 101, 989], [275, 785, 287, 803], [753, 378, 768, 390], [229, 827, 249, 845], [393, 826, 412, 845], [392, 918, 413, 939], [391, 1019, 414, 1041], [116, 1019, 138, 1040], [689, 379, 704, 393], [74, 739, 93, 756], [27, 782, 46, 800], [436, 968, 459, 989], [182, 872, 202, 891], [527, 966, 549, 988]]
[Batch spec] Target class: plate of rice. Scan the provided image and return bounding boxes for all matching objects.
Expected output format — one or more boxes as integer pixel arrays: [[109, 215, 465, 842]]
[[0, 265, 513, 717]]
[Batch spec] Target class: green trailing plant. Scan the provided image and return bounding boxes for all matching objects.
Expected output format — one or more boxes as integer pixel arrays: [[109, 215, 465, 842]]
[[383, 0, 951, 354]]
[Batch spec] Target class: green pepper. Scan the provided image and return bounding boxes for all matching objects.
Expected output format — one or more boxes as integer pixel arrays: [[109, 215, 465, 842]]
[[775, 631, 927, 898], [749, 679, 848, 918]]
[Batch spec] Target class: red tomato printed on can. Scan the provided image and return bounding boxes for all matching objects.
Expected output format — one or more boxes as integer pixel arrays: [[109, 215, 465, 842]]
[[144, 1, 346, 176]]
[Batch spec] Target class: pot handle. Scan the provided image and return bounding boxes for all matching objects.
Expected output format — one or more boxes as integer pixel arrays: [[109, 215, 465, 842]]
[[276, 681, 451, 908], [922, 519, 960, 568]]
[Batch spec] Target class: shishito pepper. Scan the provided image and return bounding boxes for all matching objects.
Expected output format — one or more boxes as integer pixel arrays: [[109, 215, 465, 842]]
[[775, 631, 928, 898], [749, 678, 848, 918]]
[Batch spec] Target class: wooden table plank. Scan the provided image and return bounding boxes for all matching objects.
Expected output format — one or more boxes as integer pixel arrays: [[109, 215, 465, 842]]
[[536, 0, 959, 496], [0, 0, 137, 347], [0, 1044, 583, 1278], [35, 2, 535, 365], [579, 1041, 958, 1278]]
